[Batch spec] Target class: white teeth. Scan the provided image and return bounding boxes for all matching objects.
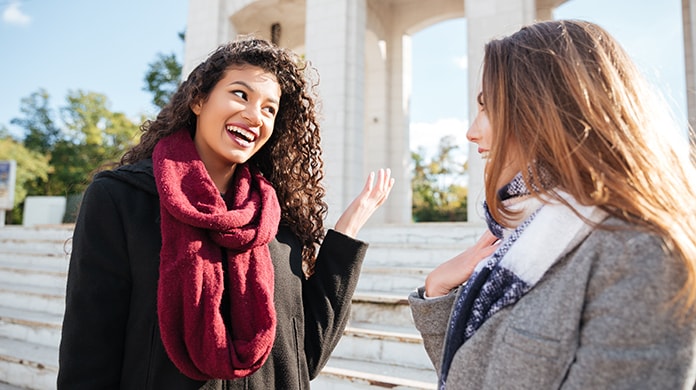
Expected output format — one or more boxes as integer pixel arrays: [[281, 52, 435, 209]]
[[226, 126, 255, 142]]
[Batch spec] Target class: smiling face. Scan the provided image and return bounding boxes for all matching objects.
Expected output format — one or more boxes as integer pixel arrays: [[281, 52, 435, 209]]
[[191, 65, 281, 185]]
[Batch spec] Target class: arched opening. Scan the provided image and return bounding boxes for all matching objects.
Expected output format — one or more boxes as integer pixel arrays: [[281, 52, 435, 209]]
[[409, 18, 469, 222]]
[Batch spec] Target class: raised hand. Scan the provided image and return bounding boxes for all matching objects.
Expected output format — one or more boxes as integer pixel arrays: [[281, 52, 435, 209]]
[[424, 230, 499, 298], [333, 168, 395, 238]]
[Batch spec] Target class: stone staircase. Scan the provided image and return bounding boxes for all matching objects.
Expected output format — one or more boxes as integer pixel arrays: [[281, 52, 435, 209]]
[[0, 225, 71, 389], [0, 222, 485, 389]]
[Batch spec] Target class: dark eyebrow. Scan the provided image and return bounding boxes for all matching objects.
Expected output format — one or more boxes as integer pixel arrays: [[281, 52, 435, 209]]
[[228, 80, 280, 105], [228, 80, 253, 90]]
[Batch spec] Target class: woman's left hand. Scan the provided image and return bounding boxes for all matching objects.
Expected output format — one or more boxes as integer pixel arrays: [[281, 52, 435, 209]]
[[334, 168, 395, 238]]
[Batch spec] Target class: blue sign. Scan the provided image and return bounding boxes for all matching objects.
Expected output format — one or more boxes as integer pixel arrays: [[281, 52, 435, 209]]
[[0, 160, 16, 210]]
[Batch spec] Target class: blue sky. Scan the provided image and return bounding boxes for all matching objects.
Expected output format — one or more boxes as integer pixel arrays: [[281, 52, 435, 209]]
[[1, 0, 686, 157], [0, 0, 188, 136]]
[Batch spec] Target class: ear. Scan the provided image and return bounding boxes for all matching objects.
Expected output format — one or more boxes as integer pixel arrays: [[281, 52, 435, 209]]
[[191, 100, 202, 115]]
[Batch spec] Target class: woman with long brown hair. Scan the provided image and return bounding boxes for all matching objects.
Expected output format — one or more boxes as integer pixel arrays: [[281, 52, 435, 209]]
[[58, 37, 394, 389], [410, 19, 696, 389]]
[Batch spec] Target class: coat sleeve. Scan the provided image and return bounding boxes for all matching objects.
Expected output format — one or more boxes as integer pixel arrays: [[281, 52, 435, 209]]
[[561, 231, 696, 389], [408, 286, 458, 372], [58, 178, 132, 389], [301, 229, 368, 378]]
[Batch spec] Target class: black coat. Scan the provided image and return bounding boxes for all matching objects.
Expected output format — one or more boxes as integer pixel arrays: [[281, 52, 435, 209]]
[[58, 159, 367, 389]]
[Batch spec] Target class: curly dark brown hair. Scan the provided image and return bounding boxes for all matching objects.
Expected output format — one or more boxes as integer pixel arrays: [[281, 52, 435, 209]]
[[120, 37, 327, 270]]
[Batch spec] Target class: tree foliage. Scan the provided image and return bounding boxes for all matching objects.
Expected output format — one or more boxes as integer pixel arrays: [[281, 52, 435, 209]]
[[143, 53, 182, 109], [56, 91, 140, 193], [5, 89, 140, 223], [411, 135, 468, 222], [3, 33, 183, 224], [10, 89, 61, 154], [143, 31, 184, 109], [0, 137, 52, 224]]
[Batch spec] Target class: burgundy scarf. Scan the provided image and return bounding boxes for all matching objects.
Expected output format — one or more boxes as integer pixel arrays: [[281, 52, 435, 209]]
[[152, 129, 280, 380]]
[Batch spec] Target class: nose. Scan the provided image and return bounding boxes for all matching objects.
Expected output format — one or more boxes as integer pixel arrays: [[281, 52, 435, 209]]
[[466, 121, 479, 143], [241, 105, 263, 127]]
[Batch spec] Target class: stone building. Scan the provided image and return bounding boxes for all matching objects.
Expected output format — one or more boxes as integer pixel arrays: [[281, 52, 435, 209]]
[[183, 0, 696, 226]]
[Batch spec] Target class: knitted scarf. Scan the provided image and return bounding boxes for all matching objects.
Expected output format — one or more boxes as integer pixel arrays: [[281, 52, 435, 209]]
[[439, 174, 607, 389], [152, 129, 281, 380]]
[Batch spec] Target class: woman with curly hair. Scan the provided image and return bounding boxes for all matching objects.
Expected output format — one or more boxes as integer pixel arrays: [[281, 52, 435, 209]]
[[409, 20, 696, 388], [58, 37, 393, 389]]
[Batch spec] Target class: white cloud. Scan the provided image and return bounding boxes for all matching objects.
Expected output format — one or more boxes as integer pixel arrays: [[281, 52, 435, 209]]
[[3, 1, 31, 26], [410, 118, 469, 160]]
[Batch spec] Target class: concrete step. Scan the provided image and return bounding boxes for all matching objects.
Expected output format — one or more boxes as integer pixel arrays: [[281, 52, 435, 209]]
[[0, 253, 70, 272], [332, 323, 432, 370], [0, 282, 65, 316], [316, 356, 436, 389], [0, 306, 63, 348], [363, 243, 468, 268], [0, 225, 74, 241], [0, 381, 24, 389], [357, 266, 427, 296], [0, 225, 73, 258], [350, 292, 413, 328], [358, 222, 483, 243], [357, 223, 485, 267], [0, 263, 67, 291], [0, 336, 58, 390], [0, 242, 71, 257]]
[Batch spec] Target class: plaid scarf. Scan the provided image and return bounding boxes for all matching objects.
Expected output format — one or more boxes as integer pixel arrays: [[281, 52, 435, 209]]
[[483, 173, 534, 239], [438, 174, 606, 389]]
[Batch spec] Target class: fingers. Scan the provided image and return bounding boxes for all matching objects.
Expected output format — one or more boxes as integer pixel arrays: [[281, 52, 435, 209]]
[[477, 230, 499, 247], [426, 230, 500, 297], [364, 168, 394, 204], [474, 232, 500, 261], [480, 244, 498, 258], [364, 171, 375, 192], [333, 168, 394, 238]]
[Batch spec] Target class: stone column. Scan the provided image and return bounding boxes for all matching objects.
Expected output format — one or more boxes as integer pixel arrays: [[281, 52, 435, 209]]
[[465, 0, 537, 224], [184, 0, 236, 76], [383, 33, 412, 224], [363, 16, 412, 225], [305, 0, 367, 225], [682, 0, 696, 152], [363, 33, 390, 224]]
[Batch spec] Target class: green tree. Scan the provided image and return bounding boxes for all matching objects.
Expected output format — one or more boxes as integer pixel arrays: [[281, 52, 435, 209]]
[[0, 125, 12, 140], [50, 90, 140, 195], [0, 137, 52, 224], [6, 31, 185, 223], [143, 53, 182, 109], [10, 89, 140, 201], [143, 31, 184, 110], [9, 91, 61, 196], [10, 89, 61, 154], [411, 135, 468, 222]]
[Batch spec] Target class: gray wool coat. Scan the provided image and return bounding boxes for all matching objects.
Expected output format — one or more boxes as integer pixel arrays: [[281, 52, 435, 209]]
[[409, 218, 696, 389]]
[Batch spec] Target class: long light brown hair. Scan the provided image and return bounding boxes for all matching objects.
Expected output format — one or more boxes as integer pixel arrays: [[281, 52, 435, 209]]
[[480, 19, 696, 314]]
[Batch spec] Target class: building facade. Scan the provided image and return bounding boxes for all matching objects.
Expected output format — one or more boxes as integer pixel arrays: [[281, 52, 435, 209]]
[[183, 0, 695, 226]]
